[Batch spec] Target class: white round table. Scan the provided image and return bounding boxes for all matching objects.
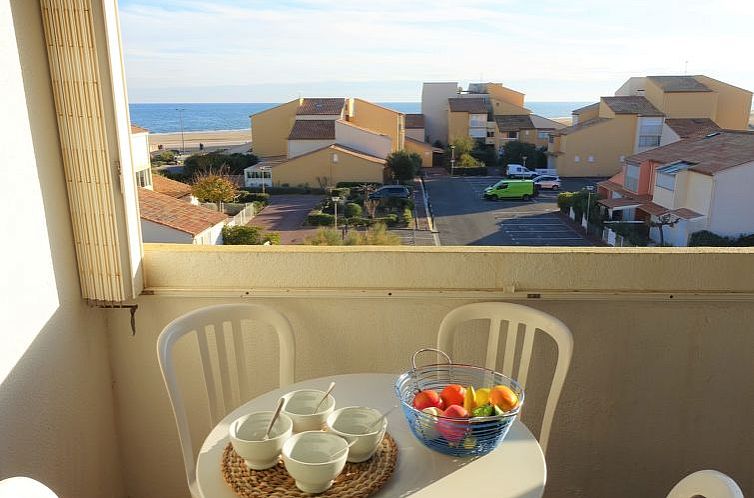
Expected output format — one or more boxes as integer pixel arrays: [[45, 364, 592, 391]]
[[197, 373, 546, 498]]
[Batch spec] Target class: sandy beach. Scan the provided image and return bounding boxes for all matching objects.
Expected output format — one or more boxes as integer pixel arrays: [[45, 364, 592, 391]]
[[149, 129, 251, 154]]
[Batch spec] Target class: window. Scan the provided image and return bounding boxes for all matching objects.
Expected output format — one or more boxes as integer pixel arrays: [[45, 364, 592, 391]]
[[486, 131, 495, 138], [574, 155, 580, 162], [656, 172, 675, 191], [538, 131, 550, 139], [638, 135, 661, 148], [135, 169, 152, 187], [625, 164, 640, 192], [548, 135, 555, 144], [587, 156, 594, 163], [507, 131, 518, 139]]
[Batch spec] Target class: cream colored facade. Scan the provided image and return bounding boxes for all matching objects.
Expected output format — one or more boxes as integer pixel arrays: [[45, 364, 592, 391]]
[[404, 137, 435, 167], [550, 75, 753, 177], [250, 98, 300, 157], [6, 5, 754, 498], [270, 145, 385, 187], [350, 98, 404, 152]]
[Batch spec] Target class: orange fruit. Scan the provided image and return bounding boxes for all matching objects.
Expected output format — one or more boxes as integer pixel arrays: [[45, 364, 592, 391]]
[[489, 385, 518, 412]]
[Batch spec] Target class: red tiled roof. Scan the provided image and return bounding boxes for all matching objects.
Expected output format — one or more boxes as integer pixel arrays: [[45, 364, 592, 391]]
[[288, 120, 336, 140], [131, 124, 149, 134], [602, 96, 664, 116], [647, 76, 711, 93], [625, 130, 754, 175], [672, 208, 704, 220], [664, 118, 721, 139], [296, 98, 345, 115], [448, 98, 488, 113], [598, 198, 644, 209], [639, 202, 670, 216], [404, 114, 425, 129], [138, 188, 227, 236], [152, 175, 192, 199], [597, 180, 652, 202], [494, 114, 533, 132]]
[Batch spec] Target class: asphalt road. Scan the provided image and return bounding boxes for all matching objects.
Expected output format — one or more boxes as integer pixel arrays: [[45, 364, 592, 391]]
[[425, 175, 600, 246]]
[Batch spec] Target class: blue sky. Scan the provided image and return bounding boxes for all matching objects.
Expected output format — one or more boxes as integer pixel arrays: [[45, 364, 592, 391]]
[[119, 0, 754, 103]]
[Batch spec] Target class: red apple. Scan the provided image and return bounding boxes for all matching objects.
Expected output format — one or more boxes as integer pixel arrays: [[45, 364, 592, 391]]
[[437, 404, 470, 442], [412, 389, 443, 410], [440, 384, 466, 408]]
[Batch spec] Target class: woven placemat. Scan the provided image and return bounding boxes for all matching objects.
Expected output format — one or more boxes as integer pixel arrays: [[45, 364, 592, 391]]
[[222, 433, 398, 497]]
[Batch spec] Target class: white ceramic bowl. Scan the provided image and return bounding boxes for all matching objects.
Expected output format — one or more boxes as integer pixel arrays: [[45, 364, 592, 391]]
[[282, 431, 349, 493], [281, 389, 336, 432], [229, 411, 293, 470], [325, 406, 387, 462]]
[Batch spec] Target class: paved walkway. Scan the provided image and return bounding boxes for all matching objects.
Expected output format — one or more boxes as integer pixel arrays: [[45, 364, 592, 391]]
[[248, 195, 322, 244]]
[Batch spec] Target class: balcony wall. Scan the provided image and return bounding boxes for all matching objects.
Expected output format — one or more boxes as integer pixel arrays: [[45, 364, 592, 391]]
[[104, 245, 754, 498]]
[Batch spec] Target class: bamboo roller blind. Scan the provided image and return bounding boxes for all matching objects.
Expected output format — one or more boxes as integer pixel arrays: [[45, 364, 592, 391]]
[[41, 0, 125, 302]]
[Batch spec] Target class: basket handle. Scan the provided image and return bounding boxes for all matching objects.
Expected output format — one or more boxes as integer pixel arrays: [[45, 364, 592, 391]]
[[411, 348, 452, 369]]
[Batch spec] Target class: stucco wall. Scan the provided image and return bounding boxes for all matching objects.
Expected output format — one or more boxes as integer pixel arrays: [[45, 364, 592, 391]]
[[141, 220, 194, 244], [273, 147, 384, 187], [334, 120, 392, 159], [662, 92, 718, 120], [448, 111, 469, 144], [287, 138, 335, 158], [350, 99, 404, 152], [421, 82, 457, 145], [676, 171, 713, 216], [695, 75, 753, 130], [554, 115, 637, 177], [250, 99, 299, 157], [709, 162, 754, 236], [0, 1, 124, 496], [105, 245, 754, 498], [404, 138, 434, 167], [405, 128, 424, 141]]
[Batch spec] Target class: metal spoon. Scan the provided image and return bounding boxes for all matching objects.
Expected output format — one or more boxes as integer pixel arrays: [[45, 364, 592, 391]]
[[263, 397, 285, 441], [367, 406, 397, 432], [311, 381, 336, 414]]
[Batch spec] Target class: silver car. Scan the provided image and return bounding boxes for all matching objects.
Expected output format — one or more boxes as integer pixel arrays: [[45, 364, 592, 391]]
[[533, 175, 561, 190]]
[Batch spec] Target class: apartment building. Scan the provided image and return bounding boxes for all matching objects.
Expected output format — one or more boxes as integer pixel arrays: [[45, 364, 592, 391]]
[[598, 130, 754, 246], [422, 81, 564, 149], [131, 124, 152, 188], [248, 97, 407, 187], [549, 75, 752, 177]]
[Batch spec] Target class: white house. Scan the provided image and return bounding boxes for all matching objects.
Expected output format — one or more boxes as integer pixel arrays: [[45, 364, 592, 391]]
[[625, 130, 754, 246], [138, 188, 227, 244]]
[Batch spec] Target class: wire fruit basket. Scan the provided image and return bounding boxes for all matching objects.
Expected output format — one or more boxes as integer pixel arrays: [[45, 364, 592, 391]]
[[395, 348, 524, 457]]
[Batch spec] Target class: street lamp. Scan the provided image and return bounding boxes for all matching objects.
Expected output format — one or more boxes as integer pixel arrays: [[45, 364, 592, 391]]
[[450, 145, 456, 176], [331, 195, 341, 230], [522, 155, 528, 170], [258, 166, 270, 195], [176, 108, 186, 155], [585, 185, 596, 227]]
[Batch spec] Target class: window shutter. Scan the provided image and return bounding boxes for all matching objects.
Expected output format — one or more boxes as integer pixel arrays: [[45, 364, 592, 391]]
[[40, 0, 143, 302]]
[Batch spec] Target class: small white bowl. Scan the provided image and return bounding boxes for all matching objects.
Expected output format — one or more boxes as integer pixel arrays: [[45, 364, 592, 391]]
[[325, 406, 387, 462], [281, 389, 336, 432], [229, 411, 293, 470], [282, 431, 349, 494]]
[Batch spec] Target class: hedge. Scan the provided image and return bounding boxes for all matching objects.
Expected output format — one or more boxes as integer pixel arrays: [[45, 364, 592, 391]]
[[236, 191, 270, 204], [452, 166, 488, 176], [344, 202, 362, 218], [243, 186, 326, 195], [306, 211, 335, 226], [222, 225, 279, 245], [688, 230, 754, 247]]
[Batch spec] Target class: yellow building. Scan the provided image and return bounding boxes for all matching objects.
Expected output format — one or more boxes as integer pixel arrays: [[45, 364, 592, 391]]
[[549, 75, 753, 177], [267, 144, 386, 187]]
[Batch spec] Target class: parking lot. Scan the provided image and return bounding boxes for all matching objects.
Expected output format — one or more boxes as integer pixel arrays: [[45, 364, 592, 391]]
[[425, 173, 599, 246]]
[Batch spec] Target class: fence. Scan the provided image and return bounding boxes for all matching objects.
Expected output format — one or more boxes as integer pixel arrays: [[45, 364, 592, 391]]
[[200, 202, 258, 227]]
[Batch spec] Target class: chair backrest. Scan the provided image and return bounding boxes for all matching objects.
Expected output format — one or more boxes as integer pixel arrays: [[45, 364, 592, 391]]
[[156, 303, 295, 496], [437, 302, 573, 453], [666, 470, 744, 498], [0, 477, 58, 498]]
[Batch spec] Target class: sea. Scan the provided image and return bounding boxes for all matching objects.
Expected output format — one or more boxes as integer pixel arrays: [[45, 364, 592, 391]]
[[129, 102, 590, 134]]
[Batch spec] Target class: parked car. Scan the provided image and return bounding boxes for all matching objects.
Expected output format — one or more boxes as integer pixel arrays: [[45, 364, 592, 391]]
[[368, 185, 411, 200], [506, 164, 538, 179], [483, 180, 538, 201], [533, 175, 561, 190]]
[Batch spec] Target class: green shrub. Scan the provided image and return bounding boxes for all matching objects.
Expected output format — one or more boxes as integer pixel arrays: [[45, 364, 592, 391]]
[[236, 191, 270, 204], [557, 192, 576, 211], [151, 150, 176, 165], [346, 217, 370, 227], [304, 228, 344, 246], [184, 152, 258, 175], [344, 202, 362, 218], [306, 211, 335, 226], [688, 230, 734, 246], [402, 207, 413, 225], [329, 187, 351, 199], [222, 225, 279, 245]]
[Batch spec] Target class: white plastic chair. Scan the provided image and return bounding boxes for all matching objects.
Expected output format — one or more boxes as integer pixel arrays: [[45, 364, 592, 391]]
[[0, 477, 58, 498], [157, 303, 295, 497], [666, 470, 744, 498], [437, 302, 573, 453]]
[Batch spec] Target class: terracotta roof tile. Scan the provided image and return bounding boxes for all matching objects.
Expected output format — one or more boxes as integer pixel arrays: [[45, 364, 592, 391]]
[[448, 98, 488, 113], [647, 76, 711, 93], [598, 197, 644, 209], [672, 208, 705, 220], [404, 114, 425, 129], [597, 180, 652, 202], [152, 175, 192, 199], [138, 188, 227, 236], [664, 118, 721, 139], [495, 114, 533, 131], [131, 124, 149, 134], [602, 96, 664, 116], [296, 98, 345, 115], [639, 202, 670, 216], [556, 117, 611, 136], [288, 120, 336, 140], [625, 130, 754, 175]]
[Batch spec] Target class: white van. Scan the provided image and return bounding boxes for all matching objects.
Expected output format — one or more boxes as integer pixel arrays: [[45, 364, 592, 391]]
[[506, 164, 538, 179]]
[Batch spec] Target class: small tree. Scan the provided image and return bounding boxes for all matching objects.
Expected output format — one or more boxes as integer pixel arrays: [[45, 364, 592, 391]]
[[386, 150, 419, 182], [457, 153, 481, 168], [500, 140, 547, 168], [650, 214, 680, 246], [192, 172, 238, 205], [451, 136, 475, 156]]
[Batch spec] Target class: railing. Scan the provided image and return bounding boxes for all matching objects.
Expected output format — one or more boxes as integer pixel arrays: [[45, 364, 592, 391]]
[[200, 202, 258, 226]]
